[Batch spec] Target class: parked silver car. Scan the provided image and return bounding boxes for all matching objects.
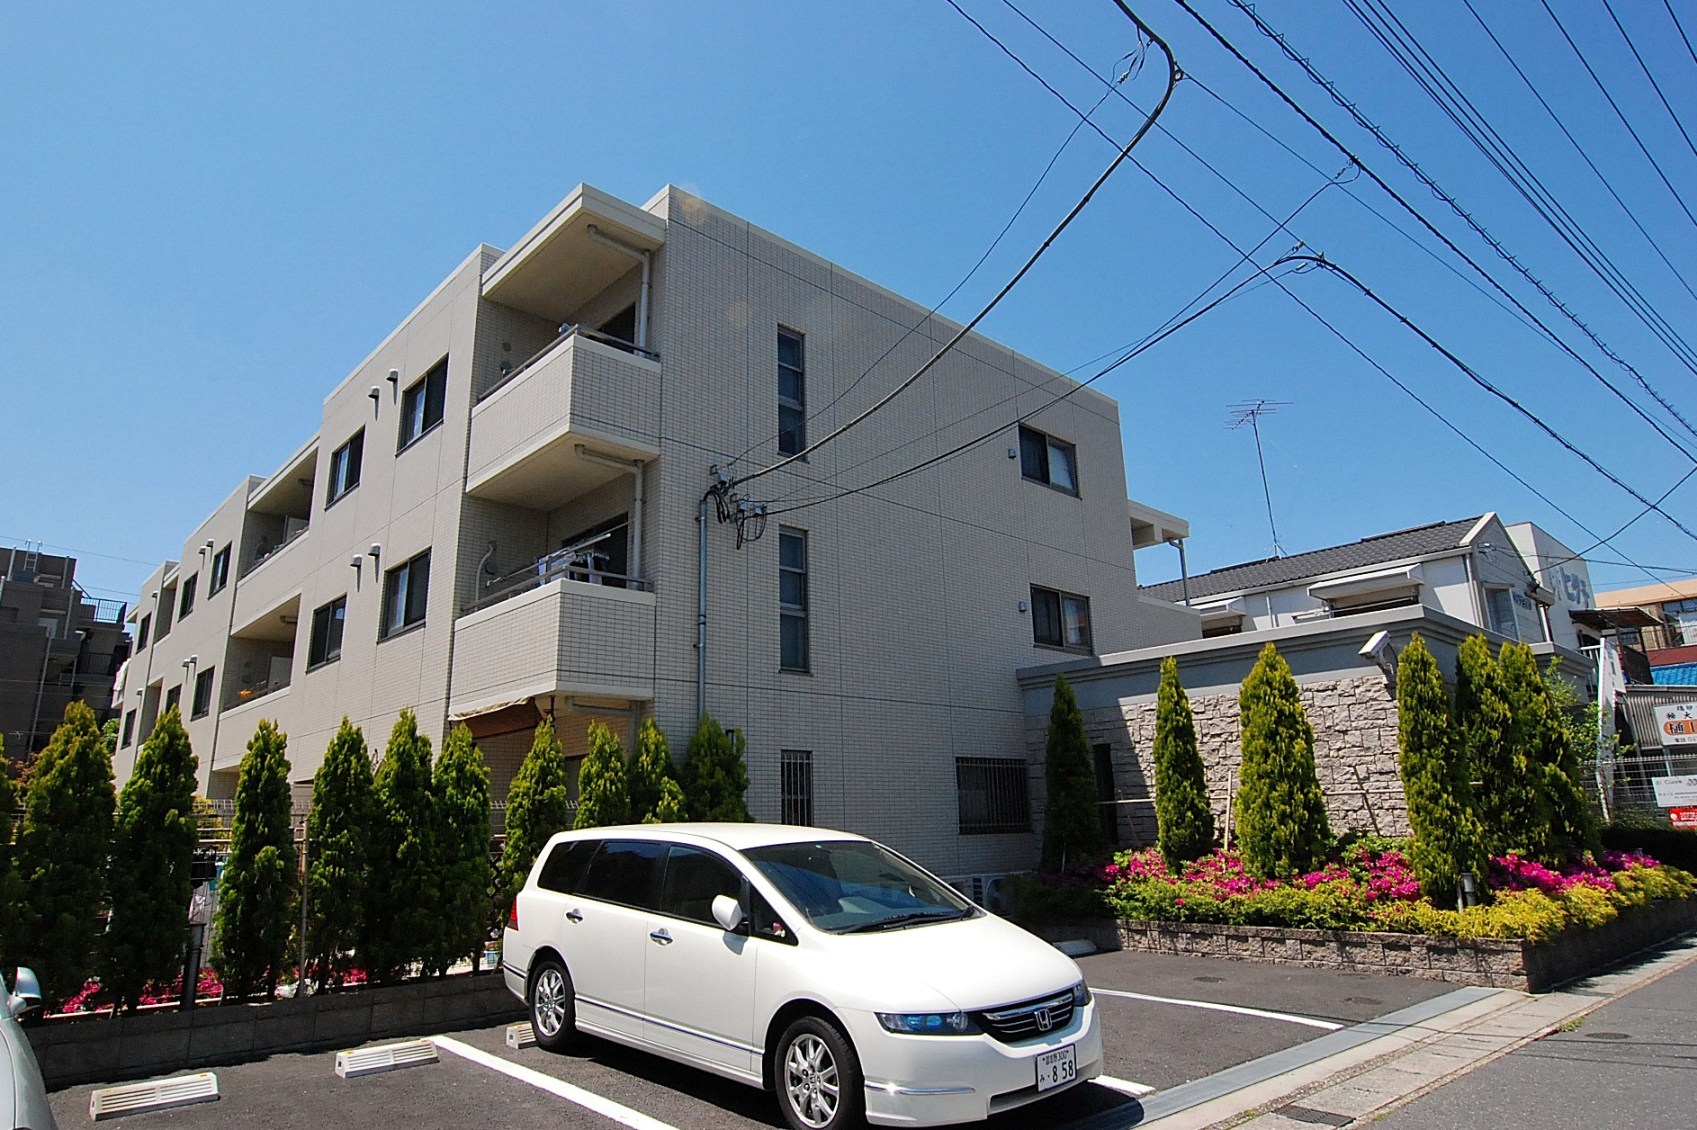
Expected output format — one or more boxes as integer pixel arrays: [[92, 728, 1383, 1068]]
[[2, 968, 56, 1130]]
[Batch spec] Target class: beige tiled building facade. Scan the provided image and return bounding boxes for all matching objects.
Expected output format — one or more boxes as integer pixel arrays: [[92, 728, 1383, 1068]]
[[114, 184, 1195, 875]]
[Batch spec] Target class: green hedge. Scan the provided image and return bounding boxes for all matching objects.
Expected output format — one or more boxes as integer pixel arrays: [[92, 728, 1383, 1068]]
[[1601, 825, 1697, 872]]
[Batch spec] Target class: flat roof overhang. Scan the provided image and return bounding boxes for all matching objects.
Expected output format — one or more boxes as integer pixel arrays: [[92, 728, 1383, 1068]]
[[482, 184, 665, 323]]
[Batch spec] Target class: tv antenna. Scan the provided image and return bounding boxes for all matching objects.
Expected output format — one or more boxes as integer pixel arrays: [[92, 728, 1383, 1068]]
[[1227, 399, 1289, 558]]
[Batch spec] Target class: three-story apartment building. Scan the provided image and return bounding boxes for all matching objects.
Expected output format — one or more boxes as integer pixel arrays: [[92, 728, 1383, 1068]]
[[115, 183, 1195, 874]]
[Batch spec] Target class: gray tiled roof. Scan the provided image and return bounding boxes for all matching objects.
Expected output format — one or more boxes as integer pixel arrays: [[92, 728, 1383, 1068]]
[[1140, 517, 1485, 603]]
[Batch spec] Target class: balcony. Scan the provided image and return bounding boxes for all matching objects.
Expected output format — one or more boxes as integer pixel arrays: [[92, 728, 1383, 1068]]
[[450, 576, 656, 716], [466, 330, 660, 510], [232, 541, 306, 637], [482, 183, 664, 325]]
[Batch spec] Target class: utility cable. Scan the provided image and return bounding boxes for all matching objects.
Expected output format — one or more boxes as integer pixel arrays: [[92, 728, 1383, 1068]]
[[1667, 0, 1697, 72], [1283, 253, 1697, 546], [1538, 464, 1697, 573], [1601, 0, 1697, 165], [1173, 0, 1697, 463], [723, 0, 1178, 492]]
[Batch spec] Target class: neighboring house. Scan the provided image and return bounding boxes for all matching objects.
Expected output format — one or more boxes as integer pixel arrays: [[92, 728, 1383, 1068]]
[[113, 182, 1194, 876], [0, 546, 129, 758], [1016, 515, 1595, 846], [1594, 577, 1697, 679]]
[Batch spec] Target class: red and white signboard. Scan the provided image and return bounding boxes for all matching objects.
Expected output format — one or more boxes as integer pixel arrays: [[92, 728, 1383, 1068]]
[[1671, 807, 1697, 830]]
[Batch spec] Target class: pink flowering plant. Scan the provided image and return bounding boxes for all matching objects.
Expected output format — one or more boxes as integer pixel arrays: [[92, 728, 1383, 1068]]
[[49, 966, 225, 1017], [1100, 836, 1695, 940]]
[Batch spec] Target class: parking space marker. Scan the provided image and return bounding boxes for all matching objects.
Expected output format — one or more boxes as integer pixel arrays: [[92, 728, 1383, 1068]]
[[89, 1073, 220, 1120], [1091, 987, 1343, 1031], [1094, 1074, 1156, 1096], [335, 1039, 439, 1078], [506, 1022, 536, 1049], [431, 1035, 682, 1130]]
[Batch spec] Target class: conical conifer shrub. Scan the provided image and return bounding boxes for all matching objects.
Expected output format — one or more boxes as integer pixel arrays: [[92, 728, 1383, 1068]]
[[574, 722, 631, 829], [1154, 657, 1214, 870], [213, 719, 295, 1000], [1234, 643, 1331, 879], [303, 718, 372, 988], [1396, 634, 1488, 902], [497, 718, 573, 907]]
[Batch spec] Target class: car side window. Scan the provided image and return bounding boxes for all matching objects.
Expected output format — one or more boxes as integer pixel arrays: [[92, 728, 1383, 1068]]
[[749, 887, 797, 945], [537, 840, 597, 894], [659, 846, 744, 926], [576, 839, 665, 909]]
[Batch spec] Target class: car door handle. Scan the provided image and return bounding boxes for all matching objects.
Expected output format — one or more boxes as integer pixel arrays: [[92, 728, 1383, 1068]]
[[649, 929, 673, 945], [565, 909, 584, 923]]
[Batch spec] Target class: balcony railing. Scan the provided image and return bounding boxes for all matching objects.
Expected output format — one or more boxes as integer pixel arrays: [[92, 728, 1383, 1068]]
[[478, 324, 659, 404], [464, 543, 649, 616], [239, 521, 309, 580], [223, 672, 292, 713]]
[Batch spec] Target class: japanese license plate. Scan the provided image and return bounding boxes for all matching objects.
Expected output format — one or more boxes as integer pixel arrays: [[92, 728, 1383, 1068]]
[[1036, 1045, 1076, 1092]]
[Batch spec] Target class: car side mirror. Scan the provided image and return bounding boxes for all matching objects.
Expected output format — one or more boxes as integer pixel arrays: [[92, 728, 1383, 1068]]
[[8, 967, 43, 1015], [711, 894, 745, 933]]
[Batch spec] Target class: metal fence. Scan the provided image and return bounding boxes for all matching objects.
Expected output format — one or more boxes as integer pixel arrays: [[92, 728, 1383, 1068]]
[[1589, 752, 1697, 826]]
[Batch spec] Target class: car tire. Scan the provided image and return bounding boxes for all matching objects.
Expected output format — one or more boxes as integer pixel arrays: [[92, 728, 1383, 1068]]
[[774, 1014, 864, 1130], [528, 957, 580, 1052]]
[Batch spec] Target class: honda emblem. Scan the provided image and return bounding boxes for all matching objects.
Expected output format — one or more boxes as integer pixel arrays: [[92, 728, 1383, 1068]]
[[1034, 1007, 1053, 1031]]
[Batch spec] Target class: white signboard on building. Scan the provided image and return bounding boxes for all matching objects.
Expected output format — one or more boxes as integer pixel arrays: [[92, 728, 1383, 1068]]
[[1651, 774, 1697, 807], [1654, 703, 1697, 748]]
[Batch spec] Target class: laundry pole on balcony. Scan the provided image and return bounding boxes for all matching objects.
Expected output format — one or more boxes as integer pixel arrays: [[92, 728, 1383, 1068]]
[[585, 224, 651, 352], [574, 445, 644, 583]]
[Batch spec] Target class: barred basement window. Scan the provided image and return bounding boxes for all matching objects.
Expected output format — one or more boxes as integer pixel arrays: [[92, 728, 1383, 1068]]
[[956, 756, 1031, 835], [781, 750, 813, 826]]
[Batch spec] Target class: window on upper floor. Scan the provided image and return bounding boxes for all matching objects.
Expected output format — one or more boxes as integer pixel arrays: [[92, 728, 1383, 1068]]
[[1019, 425, 1078, 494], [780, 528, 809, 672], [1031, 584, 1092, 652], [327, 429, 364, 505], [398, 358, 448, 451], [956, 756, 1031, 835], [1665, 598, 1697, 647], [1486, 587, 1517, 639], [208, 544, 231, 595], [308, 595, 347, 668], [778, 329, 806, 457], [179, 574, 198, 619], [192, 668, 215, 719], [121, 710, 136, 748], [164, 684, 181, 715], [137, 613, 152, 650], [381, 550, 431, 638]]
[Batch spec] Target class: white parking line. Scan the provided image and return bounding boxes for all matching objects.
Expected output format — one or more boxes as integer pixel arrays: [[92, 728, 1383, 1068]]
[[430, 1035, 682, 1130], [1090, 988, 1343, 1031], [1094, 1074, 1156, 1096]]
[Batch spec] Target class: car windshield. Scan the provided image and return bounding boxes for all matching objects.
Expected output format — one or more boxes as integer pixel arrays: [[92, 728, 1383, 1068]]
[[742, 839, 975, 933]]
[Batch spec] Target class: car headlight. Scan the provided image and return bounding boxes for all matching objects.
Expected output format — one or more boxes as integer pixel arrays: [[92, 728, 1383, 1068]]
[[876, 1010, 981, 1035], [1072, 981, 1091, 1008]]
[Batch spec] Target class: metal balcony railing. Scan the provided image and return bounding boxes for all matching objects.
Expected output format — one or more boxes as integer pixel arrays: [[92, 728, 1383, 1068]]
[[223, 672, 292, 713], [477, 323, 659, 403]]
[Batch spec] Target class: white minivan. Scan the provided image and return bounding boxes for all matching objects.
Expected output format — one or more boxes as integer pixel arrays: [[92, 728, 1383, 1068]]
[[502, 824, 1102, 1129]]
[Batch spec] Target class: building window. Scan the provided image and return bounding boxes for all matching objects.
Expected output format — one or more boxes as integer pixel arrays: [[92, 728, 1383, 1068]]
[[381, 550, 431, 638], [398, 358, 448, 451], [956, 757, 1031, 835], [781, 750, 813, 826], [1665, 598, 1697, 647], [1018, 425, 1077, 494], [326, 429, 364, 504], [1486, 588, 1517, 639], [121, 710, 136, 747], [179, 574, 198, 619], [308, 595, 347, 667], [1031, 585, 1092, 652], [191, 668, 215, 719], [137, 613, 152, 650], [208, 544, 232, 595], [778, 329, 806, 457], [164, 685, 181, 715], [779, 528, 809, 672]]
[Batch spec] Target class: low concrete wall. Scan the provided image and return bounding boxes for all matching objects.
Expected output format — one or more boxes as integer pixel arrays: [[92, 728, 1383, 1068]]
[[1116, 898, 1697, 993], [27, 972, 525, 1090]]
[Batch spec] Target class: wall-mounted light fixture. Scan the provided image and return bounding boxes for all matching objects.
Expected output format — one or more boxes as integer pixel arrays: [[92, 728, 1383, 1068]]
[[182, 655, 199, 670], [349, 555, 363, 570], [387, 368, 399, 387], [368, 543, 382, 562], [368, 385, 381, 403], [1017, 600, 1029, 613]]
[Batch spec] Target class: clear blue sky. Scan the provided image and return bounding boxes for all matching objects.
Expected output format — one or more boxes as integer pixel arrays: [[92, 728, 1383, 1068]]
[[4, 2, 1694, 611]]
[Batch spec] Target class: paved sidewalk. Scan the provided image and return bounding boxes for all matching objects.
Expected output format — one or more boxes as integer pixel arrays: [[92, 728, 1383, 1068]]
[[1135, 934, 1697, 1129]]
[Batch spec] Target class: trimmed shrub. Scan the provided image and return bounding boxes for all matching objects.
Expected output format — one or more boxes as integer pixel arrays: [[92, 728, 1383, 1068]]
[[9, 702, 116, 1005], [1496, 642, 1556, 861], [433, 724, 493, 975], [1455, 635, 1531, 858], [1601, 825, 1697, 871], [1396, 634, 1488, 904], [575, 722, 631, 829], [213, 719, 295, 1001], [303, 718, 373, 989], [628, 719, 685, 824], [106, 706, 200, 1011], [1541, 659, 1602, 857], [682, 714, 750, 822], [1042, 674, 1107, 871], [1235, 643, 1332, 878], [1153, 657, 1214, 871], [497, 718, 573, 909], [365, 710, 439, 982]]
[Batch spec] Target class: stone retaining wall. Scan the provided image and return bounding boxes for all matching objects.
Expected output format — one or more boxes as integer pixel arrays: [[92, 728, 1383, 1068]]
[[1115, 898, 1697, 992], [26, 971, 525, 1089]]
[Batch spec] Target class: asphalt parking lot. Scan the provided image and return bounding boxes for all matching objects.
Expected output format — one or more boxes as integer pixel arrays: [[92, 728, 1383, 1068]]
[[47, 950, 1454, 1129]]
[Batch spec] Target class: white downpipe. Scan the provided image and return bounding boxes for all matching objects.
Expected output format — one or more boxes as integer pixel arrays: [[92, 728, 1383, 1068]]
[[574, 445, 645, 583], [585, 224, 651, 353]]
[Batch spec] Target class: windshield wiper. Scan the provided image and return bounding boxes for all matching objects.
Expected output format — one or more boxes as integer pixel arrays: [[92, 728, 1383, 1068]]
[[844, 909, 966, 933]]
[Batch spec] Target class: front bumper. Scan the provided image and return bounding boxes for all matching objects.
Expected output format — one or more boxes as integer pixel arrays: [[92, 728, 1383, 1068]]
[[856, 1000, 1102, 1126]]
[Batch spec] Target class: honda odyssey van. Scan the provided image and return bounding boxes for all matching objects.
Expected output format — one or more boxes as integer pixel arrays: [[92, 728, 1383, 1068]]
[[502, 824, 1102, 1129]]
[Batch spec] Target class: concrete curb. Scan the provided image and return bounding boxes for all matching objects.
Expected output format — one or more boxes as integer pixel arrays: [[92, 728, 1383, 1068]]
[[29, 973, 525, 1090]]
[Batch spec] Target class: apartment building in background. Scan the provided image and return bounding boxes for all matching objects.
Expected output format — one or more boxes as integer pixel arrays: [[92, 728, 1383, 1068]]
[[114, 183, 1196, 875], [1, 546, 129, 758]]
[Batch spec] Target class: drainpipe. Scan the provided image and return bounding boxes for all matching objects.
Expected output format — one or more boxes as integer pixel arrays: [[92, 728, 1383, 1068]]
[[585, 225, 652, 353], [575, 446, 645, 583], [697, 494, 709, 721], [1167, 537, 1191, 606]]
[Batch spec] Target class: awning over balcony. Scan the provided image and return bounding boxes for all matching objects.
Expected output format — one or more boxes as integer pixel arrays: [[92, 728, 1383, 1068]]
[[482, 184, 665, 323]]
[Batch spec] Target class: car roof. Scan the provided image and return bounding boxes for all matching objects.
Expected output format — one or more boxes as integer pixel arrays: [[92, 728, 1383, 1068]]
[[547, 822, 871, 853]]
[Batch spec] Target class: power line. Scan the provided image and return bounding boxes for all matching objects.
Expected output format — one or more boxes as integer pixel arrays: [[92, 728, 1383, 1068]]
[[1536, 464, 1697, 574], [1601, 0, 1697, 164], [722, 1, 1178, 493], [1666, 0, 1697, 72]]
